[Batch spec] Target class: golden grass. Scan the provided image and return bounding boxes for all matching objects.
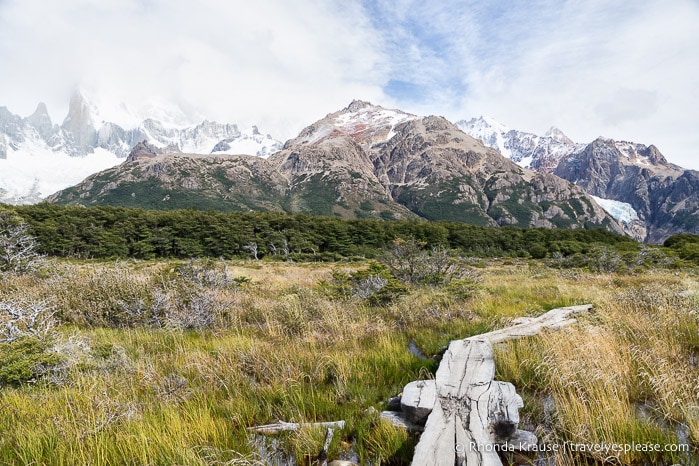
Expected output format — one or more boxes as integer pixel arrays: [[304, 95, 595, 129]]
[[493, 267, 699, 464], [1, 259, 698, 464]]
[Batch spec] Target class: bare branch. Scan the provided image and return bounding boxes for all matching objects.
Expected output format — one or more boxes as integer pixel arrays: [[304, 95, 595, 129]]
[[0, 217, 45, 274], [0, 299, 57, 343]]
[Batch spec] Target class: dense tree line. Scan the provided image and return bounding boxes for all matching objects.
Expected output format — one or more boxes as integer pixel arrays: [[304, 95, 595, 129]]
[[3, 203, 641, 260]]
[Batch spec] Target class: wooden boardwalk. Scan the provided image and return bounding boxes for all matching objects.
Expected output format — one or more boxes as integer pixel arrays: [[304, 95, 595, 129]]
[[407, 304, 593, 465]]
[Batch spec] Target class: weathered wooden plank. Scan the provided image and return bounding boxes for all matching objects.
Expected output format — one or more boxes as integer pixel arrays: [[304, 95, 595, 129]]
[[473, 304, 592, 345], [248, 420, 346, 435], [436, 339, 494, 397], [412, 338, 501, 465], [487, 381, 522, 443], [320, 427, 335, 466], [401, 380, 436, 425], [465, 387, 504, 466], [412, 399, 459, 465], [410, 304, 592, 465]]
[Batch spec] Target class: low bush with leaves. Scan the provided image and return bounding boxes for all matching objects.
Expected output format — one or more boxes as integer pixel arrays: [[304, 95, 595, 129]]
[[0, 337, 62, 386], [381, 237, 481, 286], [323, 262, 408, 305], [549, 243, 679, 273], [0, 298, 62, 386], [48, 259, 245, 330]]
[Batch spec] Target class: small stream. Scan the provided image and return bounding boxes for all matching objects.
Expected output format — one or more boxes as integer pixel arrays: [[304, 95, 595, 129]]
[[408, 340, 430, 361], [251, 435, 296, 465], [251, 434, 361, 465], [523, 396, 697, 466]]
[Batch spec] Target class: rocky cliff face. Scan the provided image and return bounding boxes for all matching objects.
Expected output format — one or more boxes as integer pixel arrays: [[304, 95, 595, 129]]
[[50, 101, 623, 234], [459, 117, 699, 243], [553, 138, 697, 242], [61, 92, 98, 155]]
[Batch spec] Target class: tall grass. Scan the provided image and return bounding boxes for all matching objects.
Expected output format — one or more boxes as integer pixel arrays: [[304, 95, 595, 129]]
[[0, 260, 438, 464], [1, 259, 698, 464], [494, 270, 699, 464]]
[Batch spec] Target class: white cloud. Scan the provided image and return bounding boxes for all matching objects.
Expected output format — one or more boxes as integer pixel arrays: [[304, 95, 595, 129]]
[[0, 0, 386, 138], [1, 0, 697, 170], [451, 0, 699, 168]]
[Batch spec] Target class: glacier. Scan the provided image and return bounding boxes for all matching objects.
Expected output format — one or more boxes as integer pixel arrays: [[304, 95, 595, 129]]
[[590, 195, 639, 224]]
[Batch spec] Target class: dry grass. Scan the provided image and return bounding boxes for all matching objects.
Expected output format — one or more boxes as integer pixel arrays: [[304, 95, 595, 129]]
[[493, 267, 699, 464], [0, 259, 698, 464]]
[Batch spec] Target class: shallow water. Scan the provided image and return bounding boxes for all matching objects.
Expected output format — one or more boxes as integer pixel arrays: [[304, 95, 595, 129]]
[[408, 340, 429, 360]]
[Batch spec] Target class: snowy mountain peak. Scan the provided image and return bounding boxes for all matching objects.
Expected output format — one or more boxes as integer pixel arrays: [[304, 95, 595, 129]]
[[60, 91, 98, 154], [455, 116, 515, 161], [31, 102, 51, 120], [481, 116, 510, 133], [544, 126, 573, 144], [61, 91, 95, 128], [459, 116, 510, 134], [345, 99, 374, 112], [0, 94, 283, 204], [294, 101, 418, 147], [333, 101, 417, 134], [457, 116, 588, 172], [590, 138, 669, 167], [26, 103, 55, 140]]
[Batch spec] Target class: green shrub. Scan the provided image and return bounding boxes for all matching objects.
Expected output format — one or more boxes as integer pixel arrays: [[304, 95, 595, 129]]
[[528, 243, 548, 259], [322, 262, 408, 305], [445, 277, 482, 300], [0, 337, 61, 386], [381, 238, 480, 286]]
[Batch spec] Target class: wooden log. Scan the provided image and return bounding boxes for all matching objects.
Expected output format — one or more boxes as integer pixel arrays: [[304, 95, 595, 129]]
[[487, 381, 522, 443], [412, 338, 502, 466], [384, 406, 536, 452], [248, 420, 346, 435], [400, 380, 436, 425], [319, 427, 334, 466]]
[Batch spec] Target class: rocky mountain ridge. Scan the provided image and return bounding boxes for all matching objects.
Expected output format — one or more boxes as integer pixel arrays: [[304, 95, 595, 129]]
[[458, 116, 699, 242], [456, 116, 585, 172], [49, 101, 623, 235]]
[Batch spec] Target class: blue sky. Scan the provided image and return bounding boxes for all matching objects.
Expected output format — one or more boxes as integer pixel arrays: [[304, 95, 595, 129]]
[[0, 0, 697, 168]]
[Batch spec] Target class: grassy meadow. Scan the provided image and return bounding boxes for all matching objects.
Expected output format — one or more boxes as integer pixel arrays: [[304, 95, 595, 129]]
[[1, 255, 699, 465]]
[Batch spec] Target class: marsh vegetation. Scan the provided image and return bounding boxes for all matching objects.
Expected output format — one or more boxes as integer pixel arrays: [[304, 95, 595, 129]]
[[0, 254, 697, 464], [1, 209, 699, 464]]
